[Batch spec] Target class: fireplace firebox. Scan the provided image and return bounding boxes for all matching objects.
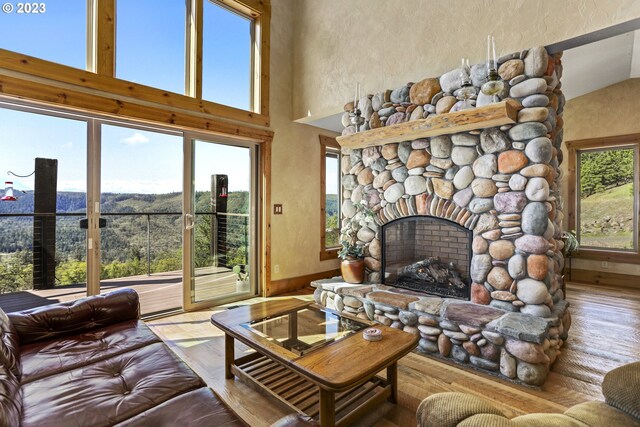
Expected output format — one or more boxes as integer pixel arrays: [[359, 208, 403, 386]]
[[381, 216, 471, 300]]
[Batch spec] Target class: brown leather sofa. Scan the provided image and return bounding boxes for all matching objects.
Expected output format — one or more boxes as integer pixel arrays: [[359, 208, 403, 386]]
[[0, 289, 316, 427]]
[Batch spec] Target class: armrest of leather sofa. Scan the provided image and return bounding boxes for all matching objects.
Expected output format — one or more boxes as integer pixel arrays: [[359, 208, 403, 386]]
[[270, 414, 320, 427], [8, 288, 140, 345]]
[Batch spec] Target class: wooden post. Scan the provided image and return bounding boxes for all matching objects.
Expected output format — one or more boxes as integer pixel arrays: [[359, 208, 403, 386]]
[[387, 362, 398, 404], [211, 174, 228, 267], [319, 388, 335, 427], [33, 158, 57, 290], [225, 333, 234, 379]]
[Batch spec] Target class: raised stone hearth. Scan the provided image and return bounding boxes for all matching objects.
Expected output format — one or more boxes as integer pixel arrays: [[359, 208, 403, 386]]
[[322, 46, 570, 386], [312, 278, 569, 386]]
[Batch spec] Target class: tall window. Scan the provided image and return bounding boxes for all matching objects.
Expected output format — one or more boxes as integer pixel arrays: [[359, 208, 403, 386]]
[[116, 0, 186, 94], [320, 136, 341, 260], [202, 0, 253, 110], [0, 0, 86, 69], [0, 0, 268, 121], [568, 135, 640, 262]]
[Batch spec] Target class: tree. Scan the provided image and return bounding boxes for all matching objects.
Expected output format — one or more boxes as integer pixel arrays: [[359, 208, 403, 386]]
[[580, 149, 634, 198]]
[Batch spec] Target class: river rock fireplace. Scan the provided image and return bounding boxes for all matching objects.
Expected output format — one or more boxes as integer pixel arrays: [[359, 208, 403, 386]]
[[382, 216, 471, 299], [312, 46, 571, 387]]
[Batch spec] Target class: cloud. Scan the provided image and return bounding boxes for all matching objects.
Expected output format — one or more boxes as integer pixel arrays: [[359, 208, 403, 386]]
[[121, 132, 150, 145], [61, 142, 73, 149]]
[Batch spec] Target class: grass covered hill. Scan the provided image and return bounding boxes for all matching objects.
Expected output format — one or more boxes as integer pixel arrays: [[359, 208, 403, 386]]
[[0, 190, 250, 263]]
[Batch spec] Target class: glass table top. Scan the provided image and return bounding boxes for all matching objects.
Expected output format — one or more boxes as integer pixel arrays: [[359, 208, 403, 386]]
[[242, 305, 368, 356]]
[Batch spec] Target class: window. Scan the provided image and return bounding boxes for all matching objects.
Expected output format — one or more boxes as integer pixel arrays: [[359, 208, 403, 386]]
[[0, 0, 270, 126], [115, 0, 186, 94], [0, 0, 86, 69], [567, 134, 640, 262], [320, 135, 341, 260], [202, 0, 253, 110]]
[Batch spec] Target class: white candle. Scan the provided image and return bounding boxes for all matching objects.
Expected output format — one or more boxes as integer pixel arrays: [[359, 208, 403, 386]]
[[354, 82, 358, 108], [486, 35, 491, 69], [492, 36, 497, 68]]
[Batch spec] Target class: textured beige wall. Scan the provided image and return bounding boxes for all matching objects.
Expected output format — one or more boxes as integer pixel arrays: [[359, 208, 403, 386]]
[[269, 0, 340, 281], [291, 0, 640, 121], [561, 78, 640, 276]]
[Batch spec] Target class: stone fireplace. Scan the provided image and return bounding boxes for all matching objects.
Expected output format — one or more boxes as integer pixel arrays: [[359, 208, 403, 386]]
[[312, 46, 570, 386], [382, 216, 471, 300]]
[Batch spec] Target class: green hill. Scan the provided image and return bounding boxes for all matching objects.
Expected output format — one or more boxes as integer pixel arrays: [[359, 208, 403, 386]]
[[579, 183, 634, 249], [0, 191, 250, 292]]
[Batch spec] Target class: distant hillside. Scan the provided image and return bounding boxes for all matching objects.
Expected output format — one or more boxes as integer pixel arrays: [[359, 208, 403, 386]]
[[0, 190, 249, 263], [326, 194, 338, 217]]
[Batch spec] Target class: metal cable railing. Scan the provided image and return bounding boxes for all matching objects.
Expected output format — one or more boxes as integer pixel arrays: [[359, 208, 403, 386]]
[[0, 211, 249, 290]]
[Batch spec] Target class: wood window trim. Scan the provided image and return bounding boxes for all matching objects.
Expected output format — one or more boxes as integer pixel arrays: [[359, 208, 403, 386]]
[[320, 135, 341, 261], [566, 133, 640, 264], [0, 0, 270, 127]]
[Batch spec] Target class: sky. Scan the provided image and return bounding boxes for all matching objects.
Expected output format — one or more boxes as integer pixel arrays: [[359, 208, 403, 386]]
[[0, 0, 255, 200]]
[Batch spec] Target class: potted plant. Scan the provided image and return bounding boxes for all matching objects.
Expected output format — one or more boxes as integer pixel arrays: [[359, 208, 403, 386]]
[[338, 200, 375, 284], [233, 264, 250, 292]]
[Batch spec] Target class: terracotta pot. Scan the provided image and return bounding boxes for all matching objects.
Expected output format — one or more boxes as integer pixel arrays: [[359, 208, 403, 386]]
[[341, 258, 365, 284]]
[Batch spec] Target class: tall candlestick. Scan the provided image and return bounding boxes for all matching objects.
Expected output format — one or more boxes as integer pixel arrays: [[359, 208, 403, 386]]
[[491, 36, 497, 69], [486, 35, 491, 69], [354, 82, 358, 109]]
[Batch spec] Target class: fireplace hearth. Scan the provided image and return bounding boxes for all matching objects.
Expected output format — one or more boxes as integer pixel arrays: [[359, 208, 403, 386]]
[[382, 216, 471, 299]]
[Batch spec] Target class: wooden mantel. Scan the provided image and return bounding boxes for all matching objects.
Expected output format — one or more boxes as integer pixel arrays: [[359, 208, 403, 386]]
[[337, 99, 520, 149]]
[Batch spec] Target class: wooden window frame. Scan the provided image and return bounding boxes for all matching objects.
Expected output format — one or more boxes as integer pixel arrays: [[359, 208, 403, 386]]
[[0, 0, 270, 127], [320, 135, 341, 261], [566, 133, 640, 264]]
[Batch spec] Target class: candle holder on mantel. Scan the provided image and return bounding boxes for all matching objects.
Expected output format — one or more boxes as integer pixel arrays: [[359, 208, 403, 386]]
[[456, 58, 476, 110], [480, 35, 505, 103], [349, 107, 365, 132], [349, 82, 365, 132]]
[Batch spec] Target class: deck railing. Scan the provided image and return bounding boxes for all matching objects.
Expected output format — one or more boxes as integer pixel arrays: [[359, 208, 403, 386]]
[[0, 211, 249, 292]]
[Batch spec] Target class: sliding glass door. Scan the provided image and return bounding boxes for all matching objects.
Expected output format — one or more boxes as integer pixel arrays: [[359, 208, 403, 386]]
[[100, 124, 184, 315], [0, 103, 89, 312], [0, 101, 259, 314], [183, 135, 258, 310]]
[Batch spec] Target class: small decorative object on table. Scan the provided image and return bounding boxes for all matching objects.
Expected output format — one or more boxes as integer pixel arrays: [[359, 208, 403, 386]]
[[363, 328, 382, 341]]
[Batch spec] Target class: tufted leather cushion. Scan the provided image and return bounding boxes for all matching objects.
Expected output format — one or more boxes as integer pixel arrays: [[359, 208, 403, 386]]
[[0, 309, 20, 378], [115, 387, 247, 427], [602, 361, 640, 420], [20, 342, 204, 427], [9, 288, 139, 345], [19, 319, 160, 384], [0, 365, 21, 427]]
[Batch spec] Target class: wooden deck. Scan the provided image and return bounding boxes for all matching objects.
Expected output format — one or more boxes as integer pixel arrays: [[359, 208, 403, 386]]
[[147, 282, 640, 426], [0, 267, 239, 315]]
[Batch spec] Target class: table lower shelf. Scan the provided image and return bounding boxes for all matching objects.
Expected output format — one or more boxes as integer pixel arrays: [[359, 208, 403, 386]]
[[232, 352, 392, 426]]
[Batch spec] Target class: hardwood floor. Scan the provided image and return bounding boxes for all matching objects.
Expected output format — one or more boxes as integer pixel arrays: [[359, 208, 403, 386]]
[[146, 282, 640, 426]]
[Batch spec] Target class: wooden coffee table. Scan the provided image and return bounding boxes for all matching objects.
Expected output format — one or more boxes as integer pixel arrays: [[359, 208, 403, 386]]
[[211, 299, 418, 427]]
